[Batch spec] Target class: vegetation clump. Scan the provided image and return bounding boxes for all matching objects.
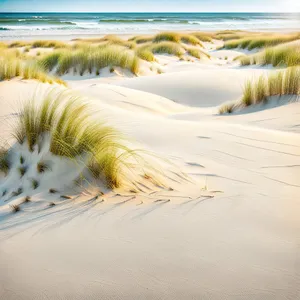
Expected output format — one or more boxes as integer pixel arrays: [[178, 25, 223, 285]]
[[37, 161, 51, 173], [148, 42, 184, 57], [153, 32, 206, 47], [129, 35, 153, 44], [238, 43, 300, 67], [0, 49, 65, 85], [31, 40, 67, 49], [153, 32, 181, 43], [31, 179, 39, 190], [135, 47, 156, 62], [12, 188, 23, 197], [192, 32, 214, 42], [18, 166, 27, 177], [180, 34, 203, 46], [10, 204, 20, 213], [187, 47, 210, 59], [39, 45, 140, 76], [218, 103, 236, 114], [219, 67, 300, 114], [23, 196, 31, 203], [224, 33, 300, 50], [8, 41, 29, 48], [12, 90, 146, 188], [0, 147, 10, 175], [74, 35, 135, 49]]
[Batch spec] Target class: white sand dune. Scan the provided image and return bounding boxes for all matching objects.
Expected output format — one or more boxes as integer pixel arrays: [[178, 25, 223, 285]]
[[0, 44, 300, 300], [115, 68, 272, 107]]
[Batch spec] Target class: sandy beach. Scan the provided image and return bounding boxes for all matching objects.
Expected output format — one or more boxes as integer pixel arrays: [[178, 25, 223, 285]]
[[0, 25, 300, 299]]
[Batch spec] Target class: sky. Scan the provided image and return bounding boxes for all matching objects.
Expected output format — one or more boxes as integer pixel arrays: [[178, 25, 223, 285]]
[[0, 0, 299, 13]]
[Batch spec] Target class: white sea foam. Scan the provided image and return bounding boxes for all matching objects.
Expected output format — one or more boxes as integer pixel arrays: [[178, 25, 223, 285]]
[[0, 13, 299, 40]]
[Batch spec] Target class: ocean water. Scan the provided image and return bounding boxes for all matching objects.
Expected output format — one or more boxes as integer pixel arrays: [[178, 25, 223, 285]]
[[0, 12, 299, 40]]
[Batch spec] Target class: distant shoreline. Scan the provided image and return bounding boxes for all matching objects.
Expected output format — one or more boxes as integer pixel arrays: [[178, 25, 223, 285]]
[[0, 12, 299, 41], [1, 29, 300, 42]]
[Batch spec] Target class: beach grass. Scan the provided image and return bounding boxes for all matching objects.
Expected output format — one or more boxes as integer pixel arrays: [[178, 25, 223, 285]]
[[0, 49, 66, 84], [254, 75, 268, 103], [37, 52, 61, 71], [284, 67, 300, 95], [218, 102, 236, 114], [8, 41, 30, 48], [24, 46, 30, 53], [0, 42, 7, 48], [238, 43, 300, 67], [153, 32, 181, 43], [152, 32, 207, 47], [31, 40, 67, 49], [180, 34, 203, 46], [0, 147, 10, 175], [148, 42, 184, 57], [23, 196, 31, 203], [135, 46, 156, 62], [268, 71, 284, 96], [187, 47, 210, 59], [10, 204, 21, 213], [74, 35, 136, 49], [192, 32, 214, 42], [31, 179, 39, 190], [224, 33, 300, 50], [129, 35, 153, 44], [130, 32, 213, 45], [39, 45, 140, 75], [237, 55, 251, 66], [18, 166, 27, 177], [219, 67, 300, 113], [241, 80, 253, 106], [37, 161, 51, 173], [13, 90, 144, 188], [215, 30, 254, 41], [12, 188, 23, 197]]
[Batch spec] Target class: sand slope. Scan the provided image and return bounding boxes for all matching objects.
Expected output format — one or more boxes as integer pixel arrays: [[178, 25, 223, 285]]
[[115, 68, 272, 107], [0, 53, 300, 300]]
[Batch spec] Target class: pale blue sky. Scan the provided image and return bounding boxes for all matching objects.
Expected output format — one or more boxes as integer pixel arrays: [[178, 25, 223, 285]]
[[0, 0, 299, 12]]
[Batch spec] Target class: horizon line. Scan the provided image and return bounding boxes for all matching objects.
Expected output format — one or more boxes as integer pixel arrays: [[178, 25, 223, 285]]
[[1, 11, 299, 13]]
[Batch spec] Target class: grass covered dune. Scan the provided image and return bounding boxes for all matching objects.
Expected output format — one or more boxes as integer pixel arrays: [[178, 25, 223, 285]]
[[224, 32, 300, 50], [0, 31, 214, 82], [237, 42, 300, 67], [3, 30, 299, 82], [0, 89, 161, 207], [0, 48, 65, 84], [39, 45, 140, 76], [219, 67, 300, 114], [0, 30, 299, 85]]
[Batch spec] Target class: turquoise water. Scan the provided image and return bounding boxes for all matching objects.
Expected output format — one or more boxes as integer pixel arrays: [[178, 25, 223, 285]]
[[0, 13, 299, 39]]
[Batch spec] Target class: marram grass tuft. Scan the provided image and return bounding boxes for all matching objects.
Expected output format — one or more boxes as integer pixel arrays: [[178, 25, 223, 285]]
[[12, 89, 149, 189], [219, 67, 300, 114]]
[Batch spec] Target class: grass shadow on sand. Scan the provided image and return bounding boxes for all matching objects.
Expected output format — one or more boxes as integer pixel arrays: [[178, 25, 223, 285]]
[[130, 200, 170, 221], [0, 196, 101, 239]]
